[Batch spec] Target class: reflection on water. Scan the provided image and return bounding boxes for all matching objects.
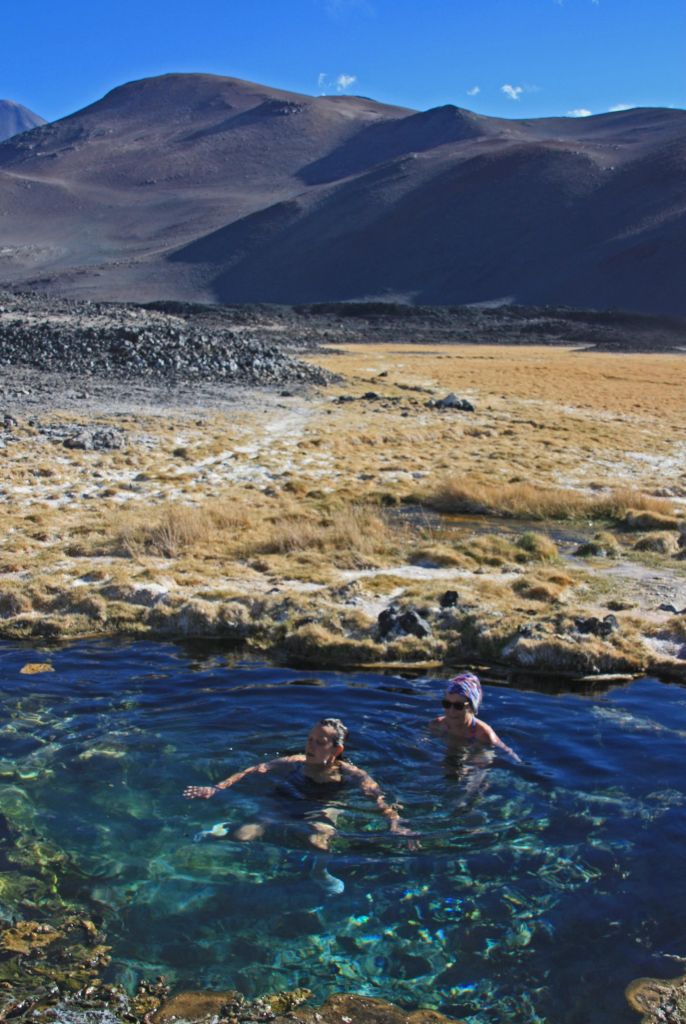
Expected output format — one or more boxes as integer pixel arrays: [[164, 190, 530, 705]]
[[1, 640, 685, 1024]]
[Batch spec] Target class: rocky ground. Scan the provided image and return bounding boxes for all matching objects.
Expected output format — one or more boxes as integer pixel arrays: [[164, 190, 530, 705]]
[[2, 293, 686, 374], [0, 292, 332, 387]]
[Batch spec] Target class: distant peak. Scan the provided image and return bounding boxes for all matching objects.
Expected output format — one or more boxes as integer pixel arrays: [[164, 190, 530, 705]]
[[0, 99, 46, 143], [397, 103, 492, 143]]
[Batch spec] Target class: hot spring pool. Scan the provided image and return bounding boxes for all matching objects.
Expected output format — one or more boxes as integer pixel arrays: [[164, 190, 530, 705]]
[[1, 640, 684, 1023]]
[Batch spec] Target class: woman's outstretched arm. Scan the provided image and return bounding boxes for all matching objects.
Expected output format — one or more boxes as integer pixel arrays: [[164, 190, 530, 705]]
[[183, 754, 303, 799], [342, 763, 418, 844]]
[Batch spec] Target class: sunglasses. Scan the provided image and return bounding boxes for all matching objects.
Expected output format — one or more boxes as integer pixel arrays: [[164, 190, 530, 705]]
[[442, 699, 470, 710]]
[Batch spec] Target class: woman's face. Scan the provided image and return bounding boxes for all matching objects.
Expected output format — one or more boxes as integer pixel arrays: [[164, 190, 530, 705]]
[[442, 693, 473, 722], [305, 724, 341, 766]]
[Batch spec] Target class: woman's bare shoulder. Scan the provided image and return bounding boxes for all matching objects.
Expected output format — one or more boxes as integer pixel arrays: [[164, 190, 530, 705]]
[[340, 760, 368, 780], [269, 753, 305, 768], [474, 719, 499, 745], [429, 716, 446, 733]]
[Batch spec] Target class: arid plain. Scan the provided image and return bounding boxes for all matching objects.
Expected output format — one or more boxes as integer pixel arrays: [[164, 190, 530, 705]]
[[2, 341, 685, 683]]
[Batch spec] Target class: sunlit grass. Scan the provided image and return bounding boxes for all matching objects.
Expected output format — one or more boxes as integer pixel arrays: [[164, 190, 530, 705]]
[[2, 343, 685, 664], [418, 480, 676, 521]]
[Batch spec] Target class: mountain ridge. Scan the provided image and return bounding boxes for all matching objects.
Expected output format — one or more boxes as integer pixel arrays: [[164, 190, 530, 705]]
[[0, 73, 684, 313]]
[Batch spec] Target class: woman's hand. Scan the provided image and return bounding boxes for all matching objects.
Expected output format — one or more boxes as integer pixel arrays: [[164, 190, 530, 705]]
[[389, 817, 422, 851], [183, 785, 219, 799]]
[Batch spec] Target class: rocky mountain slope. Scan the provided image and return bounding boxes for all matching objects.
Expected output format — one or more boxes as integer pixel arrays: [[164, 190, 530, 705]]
[[1, 73, 685, 314], [0, 100, 45, 142]]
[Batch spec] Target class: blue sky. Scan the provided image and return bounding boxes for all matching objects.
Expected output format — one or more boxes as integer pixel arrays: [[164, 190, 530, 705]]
[[3, 0, 685, 123]]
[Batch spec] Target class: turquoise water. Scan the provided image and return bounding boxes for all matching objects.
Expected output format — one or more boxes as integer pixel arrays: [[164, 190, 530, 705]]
[[1, 640, 685, 1023]]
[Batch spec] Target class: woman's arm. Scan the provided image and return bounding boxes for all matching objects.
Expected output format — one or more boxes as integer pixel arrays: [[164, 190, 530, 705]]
[[477, 721, 522, 763], [342, 763, 413, 836], [495, 736, 522, 763], [184, 754, 303, 799]]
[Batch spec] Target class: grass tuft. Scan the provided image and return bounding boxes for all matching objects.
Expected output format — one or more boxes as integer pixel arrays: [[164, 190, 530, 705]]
[[516, 531, 559, 561], [420, 480, 676, 522], [252, 504, 399, 568], [622, 509, 680, 532]]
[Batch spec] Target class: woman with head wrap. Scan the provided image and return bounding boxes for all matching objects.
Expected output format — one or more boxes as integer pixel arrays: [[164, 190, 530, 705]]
[[430, 672, 521, 761]]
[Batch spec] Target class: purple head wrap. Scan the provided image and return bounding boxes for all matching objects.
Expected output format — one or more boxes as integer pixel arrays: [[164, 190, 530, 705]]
[[446, 672, 482, 713]]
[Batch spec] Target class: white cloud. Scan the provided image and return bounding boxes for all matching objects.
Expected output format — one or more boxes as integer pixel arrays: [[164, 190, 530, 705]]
[[336, 74, 357, 91], [501, 84, 523, 101], [609, 103, 632, 111], [466, 86, 480, 96], [567, 108, 593, 117], [317, 72, 357, 93]]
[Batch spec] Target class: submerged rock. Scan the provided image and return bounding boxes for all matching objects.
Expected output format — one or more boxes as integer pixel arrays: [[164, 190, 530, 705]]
[[152, 988, 245, 1023], [0, 920, 59, 955], [276, 993, 465, 1024], [625, 970, 686, 1024]]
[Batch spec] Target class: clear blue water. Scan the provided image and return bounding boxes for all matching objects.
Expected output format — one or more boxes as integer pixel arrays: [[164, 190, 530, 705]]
[[1, 640, 685, 1023]]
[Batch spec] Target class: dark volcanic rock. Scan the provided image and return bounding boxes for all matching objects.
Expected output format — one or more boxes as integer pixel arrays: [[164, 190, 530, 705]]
[[398, 608, 432, 638], [0, 292, 332, 387], [575, 614, 619, 638], [432, 393, 475, 411], [378, 604, 432, 639], [378, 604, 401, 638]]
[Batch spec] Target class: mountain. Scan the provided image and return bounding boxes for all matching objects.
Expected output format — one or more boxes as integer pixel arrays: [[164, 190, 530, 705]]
[[0, 73, 684, 313], [0, 100, 46, 142]]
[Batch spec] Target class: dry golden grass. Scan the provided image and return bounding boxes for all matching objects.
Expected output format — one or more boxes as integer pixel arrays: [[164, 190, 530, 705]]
[[622, 509, 680, 531], [0, 587, 33, 617], [419, 479, 676, 521], [632, 532, 679, 555], [511, 577, 566, 603], [2, 343, 685, 663], [516, 531, 559, 561], [409, 543, 466, 568], [575, 531, 622, 558], [254, 504, 397, 564], [104, 495, 401, 571], [112, 501, 253, 558]]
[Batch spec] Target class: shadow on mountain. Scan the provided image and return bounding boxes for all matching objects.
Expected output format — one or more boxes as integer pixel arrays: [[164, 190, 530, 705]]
[[299, 105, 501, 184]]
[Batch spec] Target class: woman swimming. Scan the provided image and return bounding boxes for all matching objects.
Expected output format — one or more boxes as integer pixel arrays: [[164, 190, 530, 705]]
[[183, 717, 414, 850], [430, 672, 521, 762]]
